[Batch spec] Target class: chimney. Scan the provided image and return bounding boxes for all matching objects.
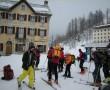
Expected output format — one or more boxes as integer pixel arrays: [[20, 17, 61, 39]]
[[44, 0, 48, 6]]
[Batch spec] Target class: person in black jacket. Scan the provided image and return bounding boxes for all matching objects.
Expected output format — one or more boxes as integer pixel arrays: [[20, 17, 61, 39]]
[[17, 44, 36, 88]]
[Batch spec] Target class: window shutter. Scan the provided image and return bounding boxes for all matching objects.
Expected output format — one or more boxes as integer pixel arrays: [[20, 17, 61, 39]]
[[17, 14, 19, 20], [24, 28, 26, 39], [28, 15, 30, 21], [24, 15, 27, 21], [6, 13, 8, 19], [38, 16, 40, 22], [13, 14, 16, 20], [13, 27, 15, 34], [5, 26, 7, 33], [35, 16, 37, 22], [16, 27, 19, 39], [45, 17, 47, 23], [1, 26, 4, 33], [28, 28, 30, 35], [38, 29, 40, 36], [35, 29, 37, 35]]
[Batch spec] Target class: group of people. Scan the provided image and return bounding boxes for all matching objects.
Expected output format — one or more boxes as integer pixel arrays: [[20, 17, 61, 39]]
[[17, 42, 110, 88], [90, 45, 110, 86], [47, 44, 76, 84]]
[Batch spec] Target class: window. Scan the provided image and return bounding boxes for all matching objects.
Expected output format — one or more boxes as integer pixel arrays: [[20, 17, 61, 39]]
[[18, 14, 26, 21], [8, 13, 13, 20], [38, 29, 46, 37], [7, 27, 13, 34], [30, 28, 35, 36], [0, 43, 3, 51], [38, 45, 46, 53], [19, 28, 24, 38], [30, 16, 35, 22], [16, 44, 25, 52], [41, 16, 45, 23], [21, 4, 25, 10]]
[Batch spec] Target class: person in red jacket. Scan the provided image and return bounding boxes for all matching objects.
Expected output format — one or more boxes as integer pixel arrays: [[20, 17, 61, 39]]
[[77, 49, 85, 74], [58, 47, 64, 72], [34, 46, 40, 70], [47, 47, 54, 84]]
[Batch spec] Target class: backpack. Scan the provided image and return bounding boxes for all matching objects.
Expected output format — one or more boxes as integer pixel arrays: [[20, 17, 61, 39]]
[[52, 49, 61, 58], [65, 54, 74, 64], [1, 64, 14, 80], [71, 54, 75, 64], [83, 52, 87, 60]]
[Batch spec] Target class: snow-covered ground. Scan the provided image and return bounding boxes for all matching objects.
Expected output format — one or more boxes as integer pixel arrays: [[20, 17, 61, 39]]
[[0, 46, 105, 90]]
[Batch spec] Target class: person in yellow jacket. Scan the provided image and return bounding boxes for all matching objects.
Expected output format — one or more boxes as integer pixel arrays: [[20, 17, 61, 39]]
[[17, 43, 36, 88]]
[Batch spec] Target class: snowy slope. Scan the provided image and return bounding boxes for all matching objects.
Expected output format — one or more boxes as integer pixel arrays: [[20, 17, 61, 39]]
[[0, 53, 102, 90]]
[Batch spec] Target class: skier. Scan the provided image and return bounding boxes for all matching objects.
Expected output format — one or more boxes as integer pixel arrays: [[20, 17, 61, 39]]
[[103, 43, 110, 83], [34, 46, 40, 70], [17, 43, 36, 89], [58, 47, 64, 72], [91, 48, 103, 86], [47, 47, 54, 84], [50, 44, 61, 84], [63, 53, 73, 78], [77, 49, 85, 74]]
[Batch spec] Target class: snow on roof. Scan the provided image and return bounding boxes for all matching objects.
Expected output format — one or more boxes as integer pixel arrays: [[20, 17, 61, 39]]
[[0, 1, 16, 9], [93, 24, 110, 29], [0, 0, 51, 15]]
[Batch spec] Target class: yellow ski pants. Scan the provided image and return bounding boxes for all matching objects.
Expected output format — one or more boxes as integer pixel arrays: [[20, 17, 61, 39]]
[[18, 66, 35, 87]]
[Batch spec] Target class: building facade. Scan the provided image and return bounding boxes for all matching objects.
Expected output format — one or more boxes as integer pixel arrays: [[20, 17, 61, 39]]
[[93, 24, 110, 43], [0, 0, 52, 55]]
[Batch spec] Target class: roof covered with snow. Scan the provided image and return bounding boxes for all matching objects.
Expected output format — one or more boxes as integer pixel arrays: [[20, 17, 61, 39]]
[[0, 0, 52, 16], [93, 24, 110, 29]]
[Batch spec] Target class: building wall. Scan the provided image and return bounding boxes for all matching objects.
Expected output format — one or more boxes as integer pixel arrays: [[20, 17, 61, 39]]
[[0, 2, 50, 55], [93, 26, 110, 43]]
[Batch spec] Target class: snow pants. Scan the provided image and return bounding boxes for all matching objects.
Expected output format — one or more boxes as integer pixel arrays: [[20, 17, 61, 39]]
[[18, 66, 35, 87]]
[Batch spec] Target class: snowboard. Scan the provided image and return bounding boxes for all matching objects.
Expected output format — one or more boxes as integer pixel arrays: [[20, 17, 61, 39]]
[[41, 78, 57, 90]]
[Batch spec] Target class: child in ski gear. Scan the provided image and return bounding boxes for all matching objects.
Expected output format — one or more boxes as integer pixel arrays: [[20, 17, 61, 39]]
[[63, 53, 74, 78], [77, 49, 85, 74], [17, 43, 36, 88], [1, 64, 14, 80], [33, 46, 40, 70], [58, 47, 64, 72]]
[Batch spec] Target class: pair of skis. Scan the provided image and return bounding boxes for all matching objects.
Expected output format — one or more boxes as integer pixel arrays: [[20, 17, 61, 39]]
[[73, 80, 102, 87], [17, 81, 35, 90], [41, 78, 61, 90]]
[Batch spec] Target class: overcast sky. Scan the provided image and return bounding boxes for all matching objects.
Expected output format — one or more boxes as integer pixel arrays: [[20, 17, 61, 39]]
[[28, 0, 110, 37]]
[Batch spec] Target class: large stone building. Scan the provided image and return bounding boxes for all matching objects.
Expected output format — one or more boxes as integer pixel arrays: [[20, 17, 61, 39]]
[[93, 24, 110, 43], [0, 0, 52, 55]]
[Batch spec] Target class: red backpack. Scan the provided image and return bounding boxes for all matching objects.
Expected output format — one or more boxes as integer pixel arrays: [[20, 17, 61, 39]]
[[1, 64, 14, 80]]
